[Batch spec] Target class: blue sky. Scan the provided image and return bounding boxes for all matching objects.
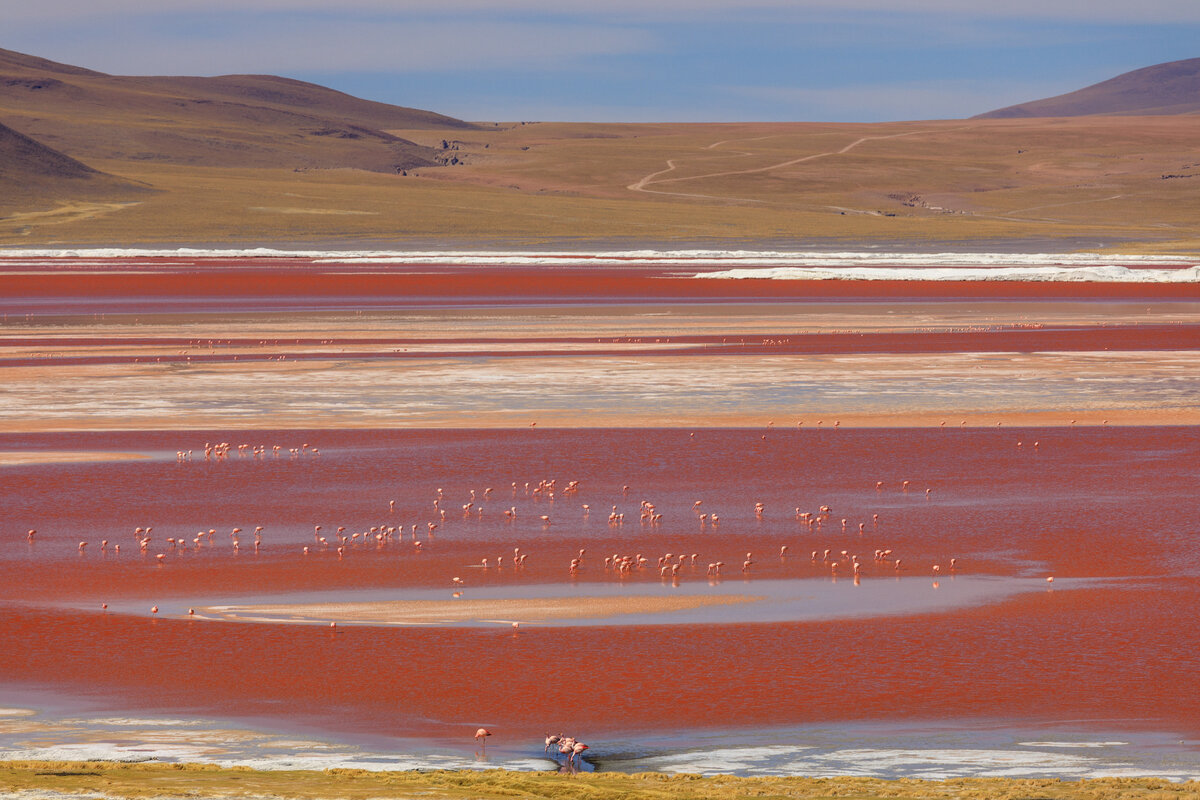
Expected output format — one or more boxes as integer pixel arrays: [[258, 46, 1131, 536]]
[[6, 1, 1199, 122]]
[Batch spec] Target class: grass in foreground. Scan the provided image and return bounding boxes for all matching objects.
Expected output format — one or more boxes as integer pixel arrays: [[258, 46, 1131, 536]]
[[1, 761, 1198, 800]]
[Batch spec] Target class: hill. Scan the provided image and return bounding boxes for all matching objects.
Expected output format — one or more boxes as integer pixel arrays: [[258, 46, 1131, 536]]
[[0, 119, 102, 182], [0, 47, 473, 174], [976, 57, 1200, 118], [0, 119, 149, 216]]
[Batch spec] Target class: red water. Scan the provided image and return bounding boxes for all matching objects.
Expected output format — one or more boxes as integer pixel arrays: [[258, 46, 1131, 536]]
[[2, 259, 1197, 306], [3, 427, 1198, 743]]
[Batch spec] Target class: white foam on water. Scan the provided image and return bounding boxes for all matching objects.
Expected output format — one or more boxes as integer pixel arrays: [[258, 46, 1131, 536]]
[[816, 746, 1094, 770], [1020, 740, 1130, 748], [0, 708, 36, 717], [4, 711, 1199, 780], [606, 744, 1200, 780], [0, 743, 211, 763], [210, 753, 552, 772], [697, 265, 1200, 282], [605, 745, 809, 775], [57, 717, 207, 728], [0, 739, 554, 773], [692, 264, 1200, 282], [0, 247, 1197, 274], [3, 689, 1196, 780]]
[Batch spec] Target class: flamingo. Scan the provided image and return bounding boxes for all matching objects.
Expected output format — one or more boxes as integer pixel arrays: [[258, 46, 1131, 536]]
[[475, 728, 491, 743]]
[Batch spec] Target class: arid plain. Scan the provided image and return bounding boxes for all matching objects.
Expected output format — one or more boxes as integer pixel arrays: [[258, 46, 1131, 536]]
[[5, 116, 1200, 251]]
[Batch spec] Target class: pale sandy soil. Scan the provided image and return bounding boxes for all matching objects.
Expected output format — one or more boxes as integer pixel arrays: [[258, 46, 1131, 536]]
[[201, 594, 756, 626], [1, 409, 1196, 434], [0, 451, 149, 466]]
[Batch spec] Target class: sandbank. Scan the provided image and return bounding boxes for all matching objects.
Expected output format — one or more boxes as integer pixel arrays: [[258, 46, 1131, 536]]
[[200, 594, 756, 626], [0, 450, 148, 467]]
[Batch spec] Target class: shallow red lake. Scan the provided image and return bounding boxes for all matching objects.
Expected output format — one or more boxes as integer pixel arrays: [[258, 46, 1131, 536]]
[[2, 427, 1198, 749], [1, 253, 1198, 775]]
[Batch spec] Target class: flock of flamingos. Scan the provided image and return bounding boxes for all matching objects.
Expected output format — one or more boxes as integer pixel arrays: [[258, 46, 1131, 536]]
[[42, 437, 994, 586], [26, 434, 1056, 765]]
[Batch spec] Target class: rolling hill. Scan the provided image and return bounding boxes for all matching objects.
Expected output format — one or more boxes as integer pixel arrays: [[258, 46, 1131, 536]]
[[976, 57, 1200, 118], [0, 119, 149, 210], [0, 47, 473, 175], [0, 118, 103, 182]]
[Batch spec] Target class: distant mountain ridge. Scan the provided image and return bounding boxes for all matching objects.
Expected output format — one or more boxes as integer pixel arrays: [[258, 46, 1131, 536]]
[[976, 57, 1200, 118], [0, 47, 476, 177]]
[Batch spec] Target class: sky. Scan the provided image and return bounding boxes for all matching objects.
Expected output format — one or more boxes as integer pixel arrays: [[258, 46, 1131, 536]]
[[5, 1, 1199, 122]]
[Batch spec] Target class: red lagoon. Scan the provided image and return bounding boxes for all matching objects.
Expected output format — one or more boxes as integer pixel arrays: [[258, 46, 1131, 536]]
[[2, 426, 1198, 745]]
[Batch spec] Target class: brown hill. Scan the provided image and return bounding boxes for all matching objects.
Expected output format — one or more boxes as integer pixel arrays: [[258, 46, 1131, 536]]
[[976, 57, 1200, 118], [0, 119, 100, 181], [0, 47, 473, 174], [0, 119, 149, 211]]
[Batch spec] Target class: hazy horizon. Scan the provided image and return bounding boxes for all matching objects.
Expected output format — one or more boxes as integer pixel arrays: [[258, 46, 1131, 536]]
[[5, 1, 1199, 122]]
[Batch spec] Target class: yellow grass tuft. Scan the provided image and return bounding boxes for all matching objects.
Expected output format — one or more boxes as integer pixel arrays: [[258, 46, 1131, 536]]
[[0, 761, 1198, 800]]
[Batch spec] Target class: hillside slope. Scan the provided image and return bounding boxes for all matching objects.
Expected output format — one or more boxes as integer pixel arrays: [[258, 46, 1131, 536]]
[[0, 48, 472, 173], [976, 57, 1200, 118], [0, 119, 149, 212]]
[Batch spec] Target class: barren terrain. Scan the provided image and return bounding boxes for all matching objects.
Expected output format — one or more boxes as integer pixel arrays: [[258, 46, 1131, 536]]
[[3, 117, 1199, 250]]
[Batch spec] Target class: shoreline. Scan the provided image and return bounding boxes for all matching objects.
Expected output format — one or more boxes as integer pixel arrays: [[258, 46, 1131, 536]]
[[0, 410, 1196, 434], [1, 760, 1198, 799]]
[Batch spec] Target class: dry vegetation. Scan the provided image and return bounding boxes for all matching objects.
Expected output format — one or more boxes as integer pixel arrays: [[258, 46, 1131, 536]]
[[2, 762, 1199, 800], [3, 117, 1199, 251]]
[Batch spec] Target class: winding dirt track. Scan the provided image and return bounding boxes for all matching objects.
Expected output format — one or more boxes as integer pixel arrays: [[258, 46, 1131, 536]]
[[627, 130, 942, 201]]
